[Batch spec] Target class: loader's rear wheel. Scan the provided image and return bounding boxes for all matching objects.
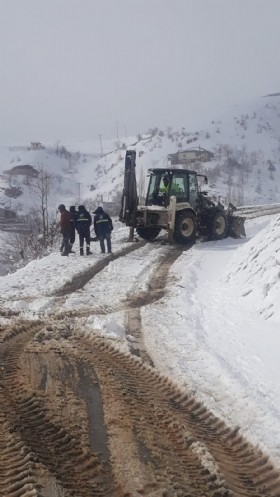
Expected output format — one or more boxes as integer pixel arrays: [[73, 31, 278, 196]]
[[210, 211, 228, 240], [174, 211, 197, 244], [136, 226, 161, 241]]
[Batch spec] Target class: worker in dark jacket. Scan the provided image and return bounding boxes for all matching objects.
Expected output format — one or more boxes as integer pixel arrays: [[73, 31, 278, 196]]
[[69, 206, 78, 253], [58, 204, 71, 256], [93, 206, 113, 254], [76, 205, 92, 255]]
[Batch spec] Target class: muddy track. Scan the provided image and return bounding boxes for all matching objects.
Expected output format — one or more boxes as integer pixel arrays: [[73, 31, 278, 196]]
[[124, 248, 183, 363], [1, 243, 280, 495], [0, 323, 280, 496]]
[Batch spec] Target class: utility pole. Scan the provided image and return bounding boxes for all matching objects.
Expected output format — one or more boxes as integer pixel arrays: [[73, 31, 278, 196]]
[[78, 183, 80, 203], [124, 125, 127, 140], [98, 134, 103, 156]]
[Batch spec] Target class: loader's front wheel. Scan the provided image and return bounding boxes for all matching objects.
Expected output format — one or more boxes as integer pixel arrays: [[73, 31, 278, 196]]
[[210, 211, 228, 240], [136, 226, 161, 241], [174, 211, 197, 244]]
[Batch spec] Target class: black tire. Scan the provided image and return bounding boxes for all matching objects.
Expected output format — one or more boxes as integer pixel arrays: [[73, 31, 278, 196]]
[[210, 211, 228, 240], [136, 226, 161, 241], [174, 210, 197, 244]]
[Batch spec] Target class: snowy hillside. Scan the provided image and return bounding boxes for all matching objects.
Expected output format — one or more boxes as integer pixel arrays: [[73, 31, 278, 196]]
[[0, 94, 280, 218], [0, 142, 100, 215]]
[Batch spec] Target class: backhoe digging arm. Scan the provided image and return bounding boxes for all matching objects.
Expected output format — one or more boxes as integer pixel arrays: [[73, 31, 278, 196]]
[[119, 150, 139, 227]]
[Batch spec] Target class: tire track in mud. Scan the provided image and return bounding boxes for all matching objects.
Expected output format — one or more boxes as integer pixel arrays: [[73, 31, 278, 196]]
[[0, 322, 116, 496], [124, 247, 184, 363], [54, 245, 184, 363], [0, 323, 41, 497], [0, 308, 20, 318], [0, 411, 39, 497], [51, 240, 146, 297], [1, 322, 280, 496], [1, 245, 280, 495], [69, 332, 280, 497]]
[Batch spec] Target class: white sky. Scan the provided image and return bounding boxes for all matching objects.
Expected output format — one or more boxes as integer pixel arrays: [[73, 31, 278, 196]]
[[1, 0, 280, 144], [0, 214, 280, 468]]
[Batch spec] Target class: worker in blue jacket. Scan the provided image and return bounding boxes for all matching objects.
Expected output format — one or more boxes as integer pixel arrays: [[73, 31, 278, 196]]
[[93, 206, 113, 254], [76, 205, 92, 255], [69, 205, 78, 253]]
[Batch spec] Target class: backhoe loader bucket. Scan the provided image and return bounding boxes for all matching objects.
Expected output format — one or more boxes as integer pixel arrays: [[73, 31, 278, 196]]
[[228, 215, 246, 238]]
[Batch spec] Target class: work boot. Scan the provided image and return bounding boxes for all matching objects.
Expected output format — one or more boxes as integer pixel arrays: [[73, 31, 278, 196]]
[[86, 246, 92, 255], [80, 247, 84, 256]]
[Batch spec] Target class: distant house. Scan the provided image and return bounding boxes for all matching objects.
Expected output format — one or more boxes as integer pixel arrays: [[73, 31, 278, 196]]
[[30, 141, 44, 150], [0, 206, 16, 219], [168, 147, 214, 165], [3, 164, 39, 178]]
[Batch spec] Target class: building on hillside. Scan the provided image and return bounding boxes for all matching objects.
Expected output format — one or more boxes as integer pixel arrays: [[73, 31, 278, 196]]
[[168, 147, 214, 165], [3, 165, 39, 178], [0, 207, 17, 219], [30, 141, 44, 150]]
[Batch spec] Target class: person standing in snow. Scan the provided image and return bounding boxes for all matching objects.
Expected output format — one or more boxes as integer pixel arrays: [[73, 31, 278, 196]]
[[76, 205, 92, 255], [93, 206, 113, 254], [58, 204, 71, 256], [69, 205, 78, 253]]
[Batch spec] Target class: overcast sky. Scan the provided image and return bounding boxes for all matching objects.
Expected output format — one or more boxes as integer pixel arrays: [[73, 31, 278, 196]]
[[1, 0, 280, 144]]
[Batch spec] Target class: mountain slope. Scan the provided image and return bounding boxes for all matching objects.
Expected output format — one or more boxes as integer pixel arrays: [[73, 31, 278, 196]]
[[0, 94, 280, 216]]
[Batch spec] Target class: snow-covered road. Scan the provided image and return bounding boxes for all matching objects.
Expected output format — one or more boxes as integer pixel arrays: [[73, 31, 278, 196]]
[[0, 216, 279, 468]]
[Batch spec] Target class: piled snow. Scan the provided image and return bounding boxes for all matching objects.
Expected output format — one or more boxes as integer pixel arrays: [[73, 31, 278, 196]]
[[225, 214, 280, 322]]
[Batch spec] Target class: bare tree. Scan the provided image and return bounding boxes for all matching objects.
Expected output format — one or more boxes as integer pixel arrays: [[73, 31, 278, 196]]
[[0, 214, 60, 271], [28, 166, 54, 244], [0, 166, 60, 271]]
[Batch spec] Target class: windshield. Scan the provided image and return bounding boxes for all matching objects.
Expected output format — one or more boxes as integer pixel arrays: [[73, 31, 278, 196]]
[[146, 171, 199, 206], [146, 172, 188, 205], [147, 174, 159, 203], [146, 173, 170, 205]]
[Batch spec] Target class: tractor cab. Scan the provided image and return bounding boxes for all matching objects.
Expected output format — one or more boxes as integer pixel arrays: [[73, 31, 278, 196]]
[[146, 168, 207, 210]]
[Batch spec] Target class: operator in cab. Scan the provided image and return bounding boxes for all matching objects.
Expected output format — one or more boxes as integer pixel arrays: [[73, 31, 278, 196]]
[[156, 175, 170, 206], [159, 175, 170, 194]]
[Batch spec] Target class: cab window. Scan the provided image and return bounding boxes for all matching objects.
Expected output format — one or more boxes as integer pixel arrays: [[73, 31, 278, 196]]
[[171, 174, 188, 201], [188, 173, 198, 207], [189, 174, 197, 193]]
